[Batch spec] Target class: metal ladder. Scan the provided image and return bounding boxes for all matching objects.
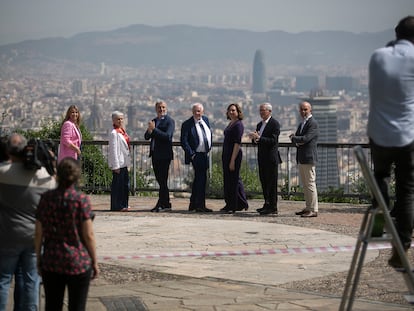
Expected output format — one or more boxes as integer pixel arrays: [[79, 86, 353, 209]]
[[339, 146, 414, 311]]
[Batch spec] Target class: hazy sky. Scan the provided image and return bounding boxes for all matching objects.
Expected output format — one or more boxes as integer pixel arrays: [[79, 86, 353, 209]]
[[0, 0, 413, 45]]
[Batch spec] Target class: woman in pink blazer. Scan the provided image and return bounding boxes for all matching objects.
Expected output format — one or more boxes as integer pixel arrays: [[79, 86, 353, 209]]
[[58, 105, 82, 163]]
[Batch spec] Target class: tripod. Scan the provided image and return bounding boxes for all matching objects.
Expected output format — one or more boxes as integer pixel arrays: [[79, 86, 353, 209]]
[[339, 146, 414, 310]]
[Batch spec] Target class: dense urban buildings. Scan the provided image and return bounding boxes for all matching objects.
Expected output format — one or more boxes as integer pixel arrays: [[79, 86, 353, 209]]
[[0, 52, 370, 194], [0, 60, 369, 142]]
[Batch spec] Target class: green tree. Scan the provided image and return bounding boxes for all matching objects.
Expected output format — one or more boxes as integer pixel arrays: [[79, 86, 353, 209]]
[[20, 118, 140, 193], [208, 150, 262, 199], [17, 118, 112, 192]]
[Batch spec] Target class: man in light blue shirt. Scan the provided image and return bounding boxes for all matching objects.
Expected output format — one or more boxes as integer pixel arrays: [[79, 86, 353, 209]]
[[367, 16, 414, 269]]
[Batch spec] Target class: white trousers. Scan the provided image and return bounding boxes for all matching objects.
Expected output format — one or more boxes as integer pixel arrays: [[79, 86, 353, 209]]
[[298, 163, 318, 212]]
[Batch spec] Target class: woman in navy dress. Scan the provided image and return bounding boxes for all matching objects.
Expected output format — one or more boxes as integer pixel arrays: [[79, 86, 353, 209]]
[[221, 103, 249, 213]]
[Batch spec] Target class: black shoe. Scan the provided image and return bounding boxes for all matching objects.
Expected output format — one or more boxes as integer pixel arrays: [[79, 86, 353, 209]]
[[151, 206, 171, 213], [234, 205, 249, 212], [295, 209, 308, 216], [189, 203, 195, 211], [195, 206, 213, 213], [220, 206, 233, 213], [220, 208, 235, 214], [388, 247, 409, 270], [259, 207, 278, 215], [256, 203, 269, 213], [301, 211, 317, 218], [159, 206, 171, 212]]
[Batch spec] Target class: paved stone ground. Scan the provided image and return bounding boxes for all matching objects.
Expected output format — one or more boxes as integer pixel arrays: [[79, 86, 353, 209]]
[[7, 195, 414, 310], [91, 195, 414, 308]]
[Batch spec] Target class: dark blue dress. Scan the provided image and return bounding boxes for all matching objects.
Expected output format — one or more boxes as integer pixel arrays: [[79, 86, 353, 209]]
[[222, 120, 248, 211]]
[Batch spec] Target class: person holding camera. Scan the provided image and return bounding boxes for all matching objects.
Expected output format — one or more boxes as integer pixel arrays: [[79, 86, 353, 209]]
[[367, 16, 414, 268], [58, 105, 82, 163], [35, 157, 98, 311], [0, 133, 57, 311]]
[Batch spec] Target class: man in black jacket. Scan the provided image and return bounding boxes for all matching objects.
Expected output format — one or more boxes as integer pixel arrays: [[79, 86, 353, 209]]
[[144, 101, 175, 212], [249, 103, 282, 215], [290, 101, 319, 217], [180, 103, 213, 212]]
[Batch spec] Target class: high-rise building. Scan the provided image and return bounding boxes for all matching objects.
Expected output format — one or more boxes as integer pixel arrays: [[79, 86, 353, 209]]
[[325, 76, 359, 92], [295, 76, 319, 93], [72, 80, 86, 96], [252, 50, 266, 94], [100, 62, 107, 76], [298, 92, 340, 191], [87, 86, 104, 132]]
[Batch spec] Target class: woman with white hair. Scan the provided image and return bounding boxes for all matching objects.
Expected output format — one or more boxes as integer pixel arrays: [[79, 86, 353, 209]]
[[108, 111, 131, 211]]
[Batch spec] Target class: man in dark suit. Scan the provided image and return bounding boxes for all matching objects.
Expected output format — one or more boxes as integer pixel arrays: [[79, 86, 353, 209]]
[[249, 103, 282, 215], [290, 101, 319, 217], [180, 103, 213, 212], [145, 101, 175, 212]]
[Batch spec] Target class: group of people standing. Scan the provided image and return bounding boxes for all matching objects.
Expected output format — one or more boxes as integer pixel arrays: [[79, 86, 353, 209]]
[[0, 66, 321, 311], [106, 15, 414, 274], [1, 16, 414, 311], [111, 99, 320, 218]]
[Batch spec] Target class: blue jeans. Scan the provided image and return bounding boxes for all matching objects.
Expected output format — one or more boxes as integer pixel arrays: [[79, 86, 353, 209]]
[[13, 265, 24, 311], [0, 246, 39, 311]]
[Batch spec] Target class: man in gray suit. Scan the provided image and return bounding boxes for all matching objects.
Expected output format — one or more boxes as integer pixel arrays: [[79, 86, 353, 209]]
[[289, 101, 319, 217]]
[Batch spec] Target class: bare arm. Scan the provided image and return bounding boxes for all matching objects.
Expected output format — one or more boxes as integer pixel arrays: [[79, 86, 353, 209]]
[[69, 143, 81, 155], [81, 219, 99, 279]]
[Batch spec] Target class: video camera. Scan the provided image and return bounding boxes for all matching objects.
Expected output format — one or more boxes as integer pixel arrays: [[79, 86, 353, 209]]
[[24, 138, 57, 176]]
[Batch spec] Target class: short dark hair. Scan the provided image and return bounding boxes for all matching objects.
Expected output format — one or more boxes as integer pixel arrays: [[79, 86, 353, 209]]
[[395, 16, 414, 41]]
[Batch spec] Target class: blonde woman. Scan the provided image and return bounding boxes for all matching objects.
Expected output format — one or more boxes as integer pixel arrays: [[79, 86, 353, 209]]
[[58, 105, 82, 163]]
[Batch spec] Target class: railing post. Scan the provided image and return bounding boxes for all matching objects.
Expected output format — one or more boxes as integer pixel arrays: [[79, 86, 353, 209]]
[[209, 150, 212, 189], [287, 145, 291, 199], [132, 144, 137, 196], [76, 140, 371, 199]]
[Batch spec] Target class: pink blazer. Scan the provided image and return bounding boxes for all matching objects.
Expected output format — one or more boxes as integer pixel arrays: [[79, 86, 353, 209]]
[[58, 120, 82, 163]]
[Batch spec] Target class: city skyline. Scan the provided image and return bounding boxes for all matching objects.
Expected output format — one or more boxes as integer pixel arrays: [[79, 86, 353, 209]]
[[0, 0, 412, 45]]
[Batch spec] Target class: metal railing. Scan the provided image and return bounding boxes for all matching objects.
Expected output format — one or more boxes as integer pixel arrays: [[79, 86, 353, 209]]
[[78, 140, 372, 200]]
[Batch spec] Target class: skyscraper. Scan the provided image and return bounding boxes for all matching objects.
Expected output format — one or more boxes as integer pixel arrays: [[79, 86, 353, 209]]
[[298, 92, 340, 191], [87, 86, 104, 132], [252, 50, 266, 94], [72, 80, 86, 96], [295, 75, 319, 93]]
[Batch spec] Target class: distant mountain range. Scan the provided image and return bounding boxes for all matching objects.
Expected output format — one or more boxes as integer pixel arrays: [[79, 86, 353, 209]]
[[0, 24, 394, 68]]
